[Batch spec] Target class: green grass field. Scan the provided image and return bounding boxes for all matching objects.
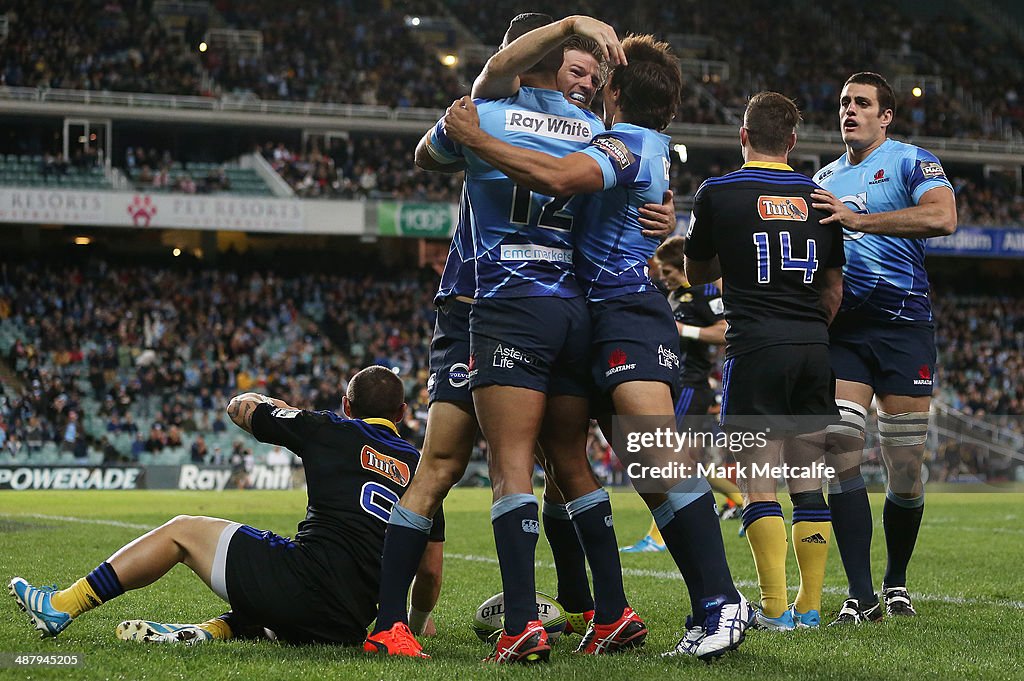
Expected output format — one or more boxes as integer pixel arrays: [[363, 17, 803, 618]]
[[2, 488, 1022, 680]]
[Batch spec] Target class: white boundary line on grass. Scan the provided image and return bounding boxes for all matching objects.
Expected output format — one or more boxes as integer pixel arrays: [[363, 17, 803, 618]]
[[445, 553, 1024, 610], [5, 512, 152, 531], [5, 513, 1022, 610]]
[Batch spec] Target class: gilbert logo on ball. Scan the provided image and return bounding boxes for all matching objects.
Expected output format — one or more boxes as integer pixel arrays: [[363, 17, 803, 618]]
[[472, 591, 566, 642]]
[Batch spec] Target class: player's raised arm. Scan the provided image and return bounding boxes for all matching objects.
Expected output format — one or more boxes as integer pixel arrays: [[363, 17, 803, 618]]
[[415, 128, 466, 173], [226, 393, 296, 436], [443, 97, 604, 196], [472, 15, 623, 100]]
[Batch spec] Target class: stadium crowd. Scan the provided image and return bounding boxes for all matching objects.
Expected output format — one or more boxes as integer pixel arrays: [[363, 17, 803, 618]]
[[0, 257, 1019, 481], [2, 0, 1022, 140], [260, 137, 463, 201], [935, 294, 1024, 417], [0, 260, 436, 463]]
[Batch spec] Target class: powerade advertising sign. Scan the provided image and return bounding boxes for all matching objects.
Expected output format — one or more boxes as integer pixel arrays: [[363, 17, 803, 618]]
[[925, 227, 1024, 258], [0, 466, 142, 490], [0, 465, 293, 491]]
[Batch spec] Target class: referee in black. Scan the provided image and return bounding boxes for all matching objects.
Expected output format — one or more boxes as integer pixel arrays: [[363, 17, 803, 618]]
[[684, 92, 844, 630]]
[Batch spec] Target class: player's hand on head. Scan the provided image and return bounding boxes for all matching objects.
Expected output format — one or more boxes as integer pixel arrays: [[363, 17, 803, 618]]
[[443, 96, 480, 145], [565, 15, 626, 65], [640, 189, 676, 238]]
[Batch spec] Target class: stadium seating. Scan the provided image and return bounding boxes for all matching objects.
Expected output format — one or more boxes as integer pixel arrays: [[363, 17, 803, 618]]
[[1, 258, 1020, 483], [2, 0, 1022, 139], [0, 261, 436, 464], [0, 155, 112, 190], [261, 137, 463, 200]]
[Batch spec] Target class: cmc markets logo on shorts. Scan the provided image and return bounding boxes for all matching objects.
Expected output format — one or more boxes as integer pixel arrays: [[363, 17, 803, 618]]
[[360, 445, 411, 487], [398, 203, 453, 237], [448, 362, 470, 388], [757, 195, 808, 221], [913, 364, 933, 386], [492, 344, 535, 369], [605, 348, 637, 377], [657, 344, 679, 369]]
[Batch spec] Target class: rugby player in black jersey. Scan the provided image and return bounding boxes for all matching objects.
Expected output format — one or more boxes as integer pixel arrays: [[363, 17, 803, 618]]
[[10, 367, 443, 647], [685, 92, 845, 631]]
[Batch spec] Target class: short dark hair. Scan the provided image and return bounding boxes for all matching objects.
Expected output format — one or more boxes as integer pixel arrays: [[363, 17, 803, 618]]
[[502, 13, 561, 76], [346, 366, 405, 420], [608, 34, 682, 131], [743, 91, 802, 156], [655, 235, 687, 269], [844, 71, 897, 118]]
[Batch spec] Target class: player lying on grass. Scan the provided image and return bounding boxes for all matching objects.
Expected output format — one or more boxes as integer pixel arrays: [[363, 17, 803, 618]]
[[9, 366, 444, 645]]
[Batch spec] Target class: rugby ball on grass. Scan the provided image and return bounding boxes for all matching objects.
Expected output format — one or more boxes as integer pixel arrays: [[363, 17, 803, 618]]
[[472, 591, 566, 643]]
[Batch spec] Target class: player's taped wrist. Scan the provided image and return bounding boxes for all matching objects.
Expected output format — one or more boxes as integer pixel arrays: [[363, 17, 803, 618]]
[[680, 324, 701, 340], [408, 606, 433, 636]]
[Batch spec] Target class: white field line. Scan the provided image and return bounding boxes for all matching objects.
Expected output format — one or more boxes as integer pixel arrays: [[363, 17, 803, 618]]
[[6, 513, 1022, 610], [4, 512, 152, 530], [445, 552, 1024, 610]]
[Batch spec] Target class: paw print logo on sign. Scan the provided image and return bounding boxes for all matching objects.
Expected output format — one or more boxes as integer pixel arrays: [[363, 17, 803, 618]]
[[127, 195, 158, 227]]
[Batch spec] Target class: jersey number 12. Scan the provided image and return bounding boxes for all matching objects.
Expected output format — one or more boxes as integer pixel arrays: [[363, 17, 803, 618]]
[[510, 184, 573, 232], [753, 231, 818, 284]]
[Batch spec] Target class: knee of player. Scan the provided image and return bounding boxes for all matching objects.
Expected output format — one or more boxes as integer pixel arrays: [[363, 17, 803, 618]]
[[166, 514, 200, 527], [826, 399, 868, 453], [825, 431, 865, 456], [417, 458, 468, 491], [876, 410, 930, 451]]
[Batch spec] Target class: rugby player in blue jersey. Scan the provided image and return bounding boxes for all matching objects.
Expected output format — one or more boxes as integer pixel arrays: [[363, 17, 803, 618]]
[[810, 72, 957, 624], [444, 34, 750, 661], [366, 14, 674, 663]]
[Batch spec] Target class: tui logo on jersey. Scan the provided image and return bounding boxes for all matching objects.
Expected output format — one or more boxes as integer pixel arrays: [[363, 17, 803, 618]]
[[591, 135, 635, 171], [504, 110, 592, 142], [919, 161, 946, 179], [757, 196, 808, 221], [360, 445, 411, 487]]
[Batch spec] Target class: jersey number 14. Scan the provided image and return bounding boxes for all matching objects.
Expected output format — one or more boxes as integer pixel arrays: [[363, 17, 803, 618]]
[[753, 231, 818, 284]]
